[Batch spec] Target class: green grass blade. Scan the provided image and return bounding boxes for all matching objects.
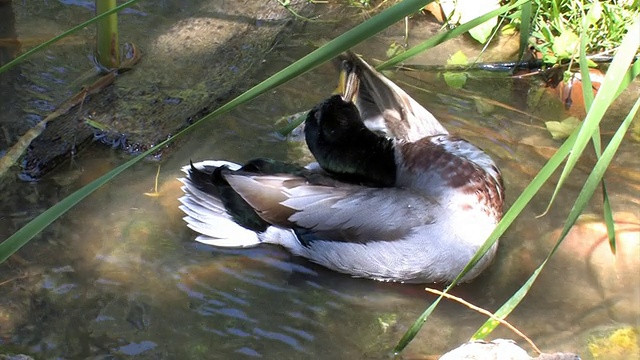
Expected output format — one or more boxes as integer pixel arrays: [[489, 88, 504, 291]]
[[394, 124, 581, 353], [393, 295, 444, 354], [0, 0, 433, 262], [579, 21, 594, 111], [472, 263, 545, 339], [516, 1, 533, 66], [472, 95, 640, 340], [0, 0, 141, 75], [601, 184, 616, 253], [540, 15, 639, 216], [615, 60, 640, 99], [377, 0, 532, 70], [579, 8, 616, 254]]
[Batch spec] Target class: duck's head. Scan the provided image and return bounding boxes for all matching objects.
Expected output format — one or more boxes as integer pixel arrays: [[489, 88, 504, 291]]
[[337, 52, 449, 141], [305, 94, 396, 187], [305, 95, 363, 147]]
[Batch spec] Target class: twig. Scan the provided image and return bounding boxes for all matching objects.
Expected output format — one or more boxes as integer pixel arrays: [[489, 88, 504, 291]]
[[143, 164, 162, 197], [424, 287, 542, 355], [0, 272, 39, 287]]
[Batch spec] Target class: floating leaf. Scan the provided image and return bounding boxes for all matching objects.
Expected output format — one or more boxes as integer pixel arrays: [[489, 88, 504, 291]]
[[447, 50, 469, 66], [443, 51, 469, 88], [443, 72, 467, 88], [545, 117, 581, 139]]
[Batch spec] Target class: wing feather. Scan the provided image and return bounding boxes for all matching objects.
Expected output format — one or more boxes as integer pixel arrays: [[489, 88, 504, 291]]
[[224, 172, 439, 244]]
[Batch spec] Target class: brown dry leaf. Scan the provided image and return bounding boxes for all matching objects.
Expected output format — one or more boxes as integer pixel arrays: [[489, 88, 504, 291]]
[[423, 2, 445, 23]]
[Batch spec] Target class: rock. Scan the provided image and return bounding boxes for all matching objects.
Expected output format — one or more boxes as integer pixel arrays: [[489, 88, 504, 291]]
[[17, 0, 316, 179], [439, 339, 581, 360]]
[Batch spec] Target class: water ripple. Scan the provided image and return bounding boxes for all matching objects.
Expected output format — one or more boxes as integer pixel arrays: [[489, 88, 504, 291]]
[[235, 347, 262, 357], [253, 327, 305, 352]]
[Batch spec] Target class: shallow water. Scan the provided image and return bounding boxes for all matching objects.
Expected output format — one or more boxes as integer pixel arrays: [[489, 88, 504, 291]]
[[1, 1, 639, 359]]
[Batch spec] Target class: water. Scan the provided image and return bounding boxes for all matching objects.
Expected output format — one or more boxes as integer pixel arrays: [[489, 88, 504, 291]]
[[1, 1, 639, 359]]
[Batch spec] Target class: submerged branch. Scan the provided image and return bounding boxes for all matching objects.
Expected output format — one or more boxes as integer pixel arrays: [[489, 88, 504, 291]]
[[0, 43, 141, 179], [0, 73, 116, 178]]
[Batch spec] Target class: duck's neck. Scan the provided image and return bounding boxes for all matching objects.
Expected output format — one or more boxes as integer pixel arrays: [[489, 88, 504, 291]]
[[317, 127, 397, 187]]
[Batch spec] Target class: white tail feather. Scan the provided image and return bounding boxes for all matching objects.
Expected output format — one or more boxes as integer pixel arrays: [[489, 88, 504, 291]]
[[181, 160, 241, 174], [178, 160, 261, 248]]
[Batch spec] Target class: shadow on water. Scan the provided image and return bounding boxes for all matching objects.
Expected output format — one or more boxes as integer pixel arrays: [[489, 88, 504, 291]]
[[1, 1, 639, 359]]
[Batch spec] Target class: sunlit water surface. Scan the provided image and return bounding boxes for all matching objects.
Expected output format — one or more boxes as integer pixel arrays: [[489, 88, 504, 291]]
[[1, 1, 639, 359]]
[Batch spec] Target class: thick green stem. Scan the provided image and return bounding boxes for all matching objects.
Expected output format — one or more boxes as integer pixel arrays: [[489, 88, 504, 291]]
[[95, 0, 119, 69]]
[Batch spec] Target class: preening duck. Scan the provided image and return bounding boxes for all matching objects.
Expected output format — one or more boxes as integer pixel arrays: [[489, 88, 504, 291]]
[[179, 53, 504, 283]]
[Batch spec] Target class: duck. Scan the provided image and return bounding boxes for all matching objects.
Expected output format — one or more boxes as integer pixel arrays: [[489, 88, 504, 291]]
[[178, 52, 504, 283]]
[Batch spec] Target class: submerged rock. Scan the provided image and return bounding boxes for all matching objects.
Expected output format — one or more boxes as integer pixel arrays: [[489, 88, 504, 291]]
[[439, 339, 580, 360], [17, 0, 316, 179]]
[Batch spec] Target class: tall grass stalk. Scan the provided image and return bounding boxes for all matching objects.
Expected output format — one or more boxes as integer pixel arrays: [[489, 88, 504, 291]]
[[0, 0, 140, 75], [95, 0, 120, 69]]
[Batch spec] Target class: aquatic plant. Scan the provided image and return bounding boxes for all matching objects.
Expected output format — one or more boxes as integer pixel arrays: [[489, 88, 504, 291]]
[[95, 0, 121, 69], [515, 0, 640, 66]]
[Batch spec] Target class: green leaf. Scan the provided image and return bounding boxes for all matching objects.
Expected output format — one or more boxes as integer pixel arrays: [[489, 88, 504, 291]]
[[580, 7, 616, 254], [443, 72, 468, 88], [440, 0, 501, 44], [501, 23, 517, 36], [615, 60, 640, 99], [443, 50, 469, 88], [545, 117, 581, 139], [586, 58, 598, 67], [543, 54, 558, 64], [516, 1, 532, 65], [447, 50, 469, 65], [377, 0, 532, 70], [552, 31, 579, 60], [586, 1, 603, 26]]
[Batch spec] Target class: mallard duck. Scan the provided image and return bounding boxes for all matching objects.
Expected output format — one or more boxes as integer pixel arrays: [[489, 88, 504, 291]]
[[179, 53, 504, 283]]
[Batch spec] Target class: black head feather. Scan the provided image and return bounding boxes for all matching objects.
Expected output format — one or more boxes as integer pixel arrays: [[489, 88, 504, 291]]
[[304, 95, 396, 187]]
